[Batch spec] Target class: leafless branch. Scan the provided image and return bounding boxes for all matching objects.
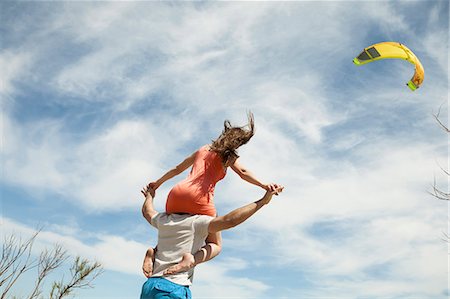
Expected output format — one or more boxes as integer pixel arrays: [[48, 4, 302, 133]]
[[50, 256, 104, 299], [441, 232, 450, 243], [0, 231, 103, 299], [27, 245, 68, 299], [431, 105, 450, 244], [429, 177, 450, 201], [433, 105, 450, 133], [0, 231, 39, 283], [429, 105, 449, 202], [0, 232, 40, 299]]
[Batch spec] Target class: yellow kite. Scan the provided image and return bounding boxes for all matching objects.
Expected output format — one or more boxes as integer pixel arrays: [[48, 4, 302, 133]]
[[353, 42, 424, 91]]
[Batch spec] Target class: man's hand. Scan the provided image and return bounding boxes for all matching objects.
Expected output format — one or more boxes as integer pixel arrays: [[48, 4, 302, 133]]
[[141, 185, 157, 223], [261, 184, 284, 205], [141, 184, 155, 198], [262, 183, 278, 192]]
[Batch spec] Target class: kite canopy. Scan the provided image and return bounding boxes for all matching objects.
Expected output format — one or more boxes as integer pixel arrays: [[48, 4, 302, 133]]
[[353, 42, 424, 91]]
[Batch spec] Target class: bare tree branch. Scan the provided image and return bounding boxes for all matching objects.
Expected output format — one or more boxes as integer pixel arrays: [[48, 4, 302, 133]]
[[50, 257, 104, 299], [429, 107, 449, 202], [429, 177, 450, 201], [433, 104, 450, 133], [431, 105, 450, 244], [27, 245, 68, 299], [441, 232, 449, 243], [0, 232, 40, 299], [0, 231, 103, 299], [0, 231, 40, 283]]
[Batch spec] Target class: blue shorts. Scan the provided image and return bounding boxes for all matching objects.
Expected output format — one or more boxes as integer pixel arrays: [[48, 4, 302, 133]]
[[140, 277, 192, 299]]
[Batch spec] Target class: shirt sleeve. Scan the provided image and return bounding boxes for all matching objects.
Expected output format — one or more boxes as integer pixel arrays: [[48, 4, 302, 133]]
[[150, 213, 161, 229]]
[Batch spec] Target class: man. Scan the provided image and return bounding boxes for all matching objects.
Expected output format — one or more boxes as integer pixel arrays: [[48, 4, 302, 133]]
[[140, 185, 283, 299]]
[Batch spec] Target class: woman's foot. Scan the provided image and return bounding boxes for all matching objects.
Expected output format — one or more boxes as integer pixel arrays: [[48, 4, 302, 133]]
[[163, 252, 195, 275], [142, 247, 155, 278]]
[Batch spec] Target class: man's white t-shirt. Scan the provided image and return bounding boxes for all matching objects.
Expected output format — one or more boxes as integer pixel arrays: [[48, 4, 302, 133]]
[[150, 213, 213, 286]]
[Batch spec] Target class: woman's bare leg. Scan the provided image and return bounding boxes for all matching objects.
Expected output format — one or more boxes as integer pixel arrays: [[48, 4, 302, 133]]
[[163, 232, 222, 275], [142, 247, 155, 278]]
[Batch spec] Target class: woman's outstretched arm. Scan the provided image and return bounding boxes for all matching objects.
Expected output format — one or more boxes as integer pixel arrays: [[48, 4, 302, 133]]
[[230, 158, 275, 191], [208, 186, 283, 233], [148, 150, 197, 190]]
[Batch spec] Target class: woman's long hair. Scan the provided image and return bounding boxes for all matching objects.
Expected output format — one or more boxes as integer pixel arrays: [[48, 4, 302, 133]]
[[210, 112, 255, 165]]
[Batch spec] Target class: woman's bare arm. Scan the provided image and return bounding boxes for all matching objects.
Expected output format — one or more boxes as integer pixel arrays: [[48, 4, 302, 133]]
[[208, 186, 283, 233], [148, 150, 197, 190], [230, 158, 274, 191]]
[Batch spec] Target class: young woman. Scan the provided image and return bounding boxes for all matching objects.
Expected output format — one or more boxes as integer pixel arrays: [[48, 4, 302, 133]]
[[142, 112, 276, 277]]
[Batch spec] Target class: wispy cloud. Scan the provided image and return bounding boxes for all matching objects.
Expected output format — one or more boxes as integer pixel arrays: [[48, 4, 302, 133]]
[[0, 50, 33, 98], [1, 1, 448, 298], [192, 258, 270, 298], [2, 112, 200, 211], [214, 138, 447, 297], [2, 217, 148, 275]]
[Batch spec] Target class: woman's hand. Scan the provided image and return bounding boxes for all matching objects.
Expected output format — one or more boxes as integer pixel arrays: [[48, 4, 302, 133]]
[[263, 183, 278, 192], [147, 181, 159, 191], [261, 185, 284, 204]]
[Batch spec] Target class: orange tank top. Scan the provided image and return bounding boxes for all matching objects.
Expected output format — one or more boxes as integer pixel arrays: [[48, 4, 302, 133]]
[[165, 145, 226, 217]]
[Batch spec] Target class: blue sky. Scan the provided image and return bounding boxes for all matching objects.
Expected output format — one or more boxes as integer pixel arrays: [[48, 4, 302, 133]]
[[1, 1, 448, 298]]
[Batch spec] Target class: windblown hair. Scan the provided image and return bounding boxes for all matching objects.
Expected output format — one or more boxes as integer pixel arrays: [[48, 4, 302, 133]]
[[210, 112, 255, 165]]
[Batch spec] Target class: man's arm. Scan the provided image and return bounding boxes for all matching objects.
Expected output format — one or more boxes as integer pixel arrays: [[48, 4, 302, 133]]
[[162, 186, 283, 276], [141, 186, 157, 224], [208, 186, 283, 233]]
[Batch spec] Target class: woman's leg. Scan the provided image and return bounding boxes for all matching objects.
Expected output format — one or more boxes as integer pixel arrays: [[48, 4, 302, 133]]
[[142, 247, 156, 278], [163, 232, 222, 275], [194, 231, 222, 265]]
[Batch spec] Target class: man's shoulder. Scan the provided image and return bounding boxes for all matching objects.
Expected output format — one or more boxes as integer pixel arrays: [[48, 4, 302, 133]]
[[150, 212, 164, 227], [194, 214, 214, 221], [152, 212, 166, 220], [192, 215, 214, 230], [154, 213, 213, 225], [156, 213, 211, 222], [174, 214, 213, 224]]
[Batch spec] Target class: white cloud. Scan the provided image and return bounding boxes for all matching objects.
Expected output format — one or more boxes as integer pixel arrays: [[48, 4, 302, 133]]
[[46, 2, 274, 109], [0, 50, 33, 97], [192, 258, 270, 298], [2, 113, 198, 211], [3, 1, 359, 209], [204, 137, 447, 297], [250, 140, 446, 228], [424, 2, 449, 76], [1, 217, 149, 275], [424, 28, 448, 75], [363, 2, 409, 33], [3, 2, 361, 116], [3, 116, 67, 189], [1, 1, 448, 298], [252, 79, 340, 143]]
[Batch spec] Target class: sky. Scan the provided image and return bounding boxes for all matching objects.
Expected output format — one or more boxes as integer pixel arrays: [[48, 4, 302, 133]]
[[0, 1, 449, 298]]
